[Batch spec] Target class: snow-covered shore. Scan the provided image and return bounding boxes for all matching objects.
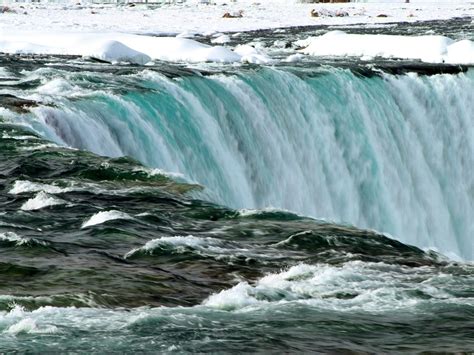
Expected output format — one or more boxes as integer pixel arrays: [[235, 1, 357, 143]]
[[0, 1, 473, 65], [0, 1, 472, 35]]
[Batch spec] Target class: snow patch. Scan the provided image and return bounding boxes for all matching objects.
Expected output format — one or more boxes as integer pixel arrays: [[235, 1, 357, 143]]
[[298, 31, 474, 64], [85, 40, 151, 65], [0, 32, 242, 64]]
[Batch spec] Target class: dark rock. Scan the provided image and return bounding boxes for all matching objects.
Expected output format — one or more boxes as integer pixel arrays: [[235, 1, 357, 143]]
[[0, 94, 40, 113]]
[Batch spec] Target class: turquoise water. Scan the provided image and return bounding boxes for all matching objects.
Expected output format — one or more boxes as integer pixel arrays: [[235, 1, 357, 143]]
[[10, 65, 473, 260]]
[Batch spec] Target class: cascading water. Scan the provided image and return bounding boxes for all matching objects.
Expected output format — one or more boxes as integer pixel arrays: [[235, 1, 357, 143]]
[[14, 66, 474, 260]]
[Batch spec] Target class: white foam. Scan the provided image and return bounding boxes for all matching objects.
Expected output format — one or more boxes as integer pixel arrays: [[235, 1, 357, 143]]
[[9, 180, 71, 195], [0, 232, 27, 245], [284, 53, 304, 63], [238, 207, 299, 217], [5, 318, 58, 335], [0, 232, 48, 247], [2, 134, 40, 140], [81, 210, 133, 228], [0, 66, 17, 79], [125, 235, 225, 258], [36, 78, 77, 96], [123, 235, 277, 263], [20, 143, 59, 151], [20, 191, 66, 211], [298, 31, 474, 64], [203, 261, 469, 312], [133, 167, 186, 181], [204, 282, 261, 310]]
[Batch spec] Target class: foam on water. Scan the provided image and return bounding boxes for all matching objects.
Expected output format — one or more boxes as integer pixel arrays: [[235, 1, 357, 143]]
[[19, 143, 60, 152], [203, 261, 473, 312], [0, 67, 17, 79], [125, 235, 267, 262], [0, 232, 47, 247], [0, 232, 28, 246], [238, 207, 303, 218], [2, 134, 40, 140], [20, 191, 66, 211], [81, 210, 133, 228], [5, 318, 59, 335], [36, 78, 78, 96], [9, 180, 72, 195], [133, 167, 187, 181], [9, 179, 149, 198]]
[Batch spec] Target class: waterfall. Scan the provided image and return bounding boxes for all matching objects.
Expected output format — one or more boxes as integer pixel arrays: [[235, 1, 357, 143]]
[[21, 67, 474, 259]]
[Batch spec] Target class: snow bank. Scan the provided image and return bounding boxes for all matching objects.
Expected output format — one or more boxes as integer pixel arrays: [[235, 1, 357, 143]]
[[234, 44, 273, 64], [297, 31, 474, 65], [0, 2, 471, 36], [0, 32, 241, 65], [86, 40, 151, 65]]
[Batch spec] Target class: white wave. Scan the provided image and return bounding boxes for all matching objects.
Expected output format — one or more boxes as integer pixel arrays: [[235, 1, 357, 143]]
[[284, 53, 304, 63], [0, 295, 53, 303], [37, 77, 73, 95], [0, 232, 47, 247], [81, 210, 133, 229], [1, 134, 40, 140], [20, 143, 60, 151], [9, 179, 178, 201], [124, 235, 282, 264], [203, 261, 467, 312], [238, 207, 304, 218], [5, 318, 59, 335], [9, 180, 72, 195], [32, 78, 96, 102], [133, 167, 186, 181], [0, 107, 16, 118], [0, 232, 27, 245], [124, 235, 227, 258], [0, 66, 18, 80], [20, 191, 66, 211]]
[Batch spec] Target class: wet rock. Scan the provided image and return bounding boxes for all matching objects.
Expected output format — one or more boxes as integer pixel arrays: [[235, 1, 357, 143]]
[[0, 94, 39, 113]]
